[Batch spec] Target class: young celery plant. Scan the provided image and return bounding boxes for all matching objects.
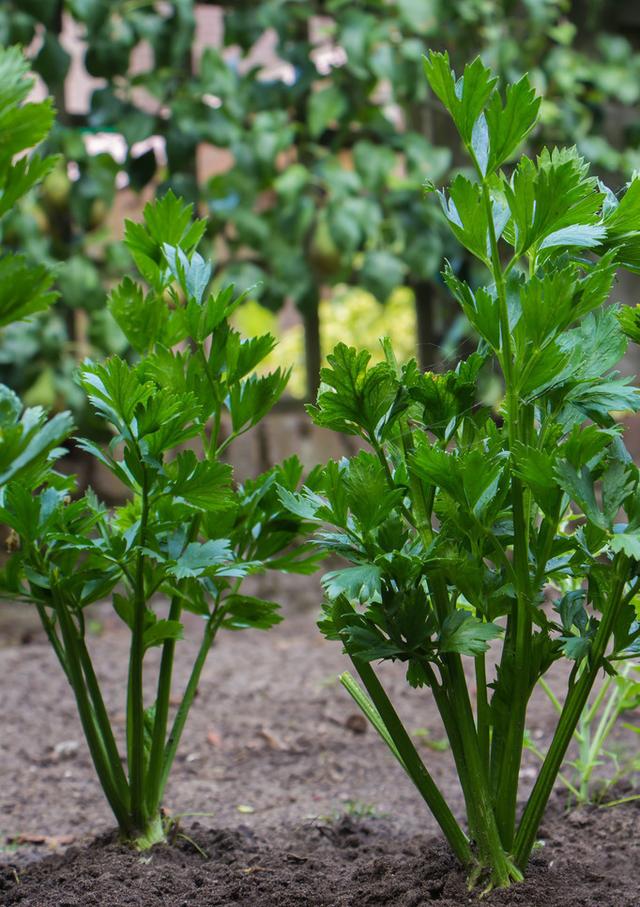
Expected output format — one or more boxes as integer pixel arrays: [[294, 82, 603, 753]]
[[526, 659, 640, 805], [0, 193, 320, 848], [0, 47, 73, 483], [282, 52, 640, 889]]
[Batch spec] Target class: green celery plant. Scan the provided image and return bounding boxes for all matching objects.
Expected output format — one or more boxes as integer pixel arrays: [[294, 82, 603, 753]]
[[0, 192, 319, 849], [0, 45, 73, 481], [526, 659, 640, 805], [282, 52, 640, 889]]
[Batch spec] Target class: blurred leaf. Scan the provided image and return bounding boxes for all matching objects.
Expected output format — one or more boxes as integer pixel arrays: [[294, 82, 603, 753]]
[[308, 85, 347, 138]]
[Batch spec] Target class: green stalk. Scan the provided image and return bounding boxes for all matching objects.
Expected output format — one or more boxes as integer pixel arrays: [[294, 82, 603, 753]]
[[349, 658, 472, 867], [146, 514, 202, 815], [144, 589, 183, 815], [514, 563, 629, 870], [53, 585, 132, 834], [76, 633, 130, 804], [475, 652, 490, 774], [423, 663, 479, 830], [35, 601, 70, 682], [539, 677, 563, 715], [491, 489, 532, 848], [127, 469, 150, 830], [578, 674, 621, 802], [158, 612, 220, 801], [445, 655, 519, 886], [525, 736, 581, 800], [582, 672, 612, 727], [428, 574, 516, 880], [481, 179, 533, 849], [340, 671, 406, 765]]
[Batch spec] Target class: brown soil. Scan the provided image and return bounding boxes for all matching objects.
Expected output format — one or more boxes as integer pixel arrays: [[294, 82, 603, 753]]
[[1, 802, 638, 906], [1, 577, 639, 905]]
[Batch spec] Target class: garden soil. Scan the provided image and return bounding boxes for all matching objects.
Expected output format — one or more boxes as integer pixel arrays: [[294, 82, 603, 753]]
[[1, 574, 638, 906]]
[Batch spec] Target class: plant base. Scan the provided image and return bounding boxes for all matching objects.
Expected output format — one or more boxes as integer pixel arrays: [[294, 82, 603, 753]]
[[128, 813, 166, 851]]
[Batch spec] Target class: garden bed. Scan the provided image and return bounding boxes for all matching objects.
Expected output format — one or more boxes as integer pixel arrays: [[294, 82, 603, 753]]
[[1, 585, 638, 906], [2, 801, 639, 907]]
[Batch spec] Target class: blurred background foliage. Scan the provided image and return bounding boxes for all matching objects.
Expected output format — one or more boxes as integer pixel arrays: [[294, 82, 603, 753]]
[[2, 0, 640, 423]]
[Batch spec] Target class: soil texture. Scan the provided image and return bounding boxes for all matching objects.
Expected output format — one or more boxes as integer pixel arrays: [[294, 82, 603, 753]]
[[1, 577, 639, 905], [1, 801, 639, 906]]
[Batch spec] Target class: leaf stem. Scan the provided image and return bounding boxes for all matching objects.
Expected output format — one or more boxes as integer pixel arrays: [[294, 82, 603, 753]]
[[53, 584, 132, 834], [475, 651, 490, 773], [128, 467, 150, 830], [481, 177, 533, 849], [349, 658, 472, 866], [159, 610, 221, 800], [146, 513, 201, 815], [514, 561, 629, 869]]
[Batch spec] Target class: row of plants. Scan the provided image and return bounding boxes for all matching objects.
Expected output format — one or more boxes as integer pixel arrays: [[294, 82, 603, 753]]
[[3, 43, 640, 893], [4, 0, 640, 413]]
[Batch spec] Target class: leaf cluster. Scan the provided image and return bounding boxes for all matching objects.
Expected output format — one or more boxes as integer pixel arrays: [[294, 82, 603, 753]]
[[0, 188, 318, 843], [283, 52, 640, 882], [6, 1, 640, 412], [0, 47, 73, 482]]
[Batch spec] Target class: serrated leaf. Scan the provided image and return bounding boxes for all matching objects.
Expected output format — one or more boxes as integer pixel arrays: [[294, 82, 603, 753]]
[[0, 409, 73, 485], [444, 266, 501, 349], [343, 451, 404, 532], [80, 357, 154, 431], [503, 148, 603, 256], [108, 278, 183, 354], [410, 439, 459, 497], [555, 461, 608, 530], [601, 460, 636, 525], [307, 343, 397, 439], [439, 611, 502, 656], [0, 153, 57, 219], [222, 594, 281, 630], [461, 450, 506, 520], [538, 223, 606, 251], [226, 332, 277, 384], [423, 51, 496, 148], [610, 532, 640, 559], [322, 565, 382, 605], [512, 443, 561, 519], [227, 369, 289, 433], [436, 175, 490, 264], [617, 304, 640, 344], [169, 539, 232, 579], [0, 255, 57, 328], [143, 619, 184, 651], [561, 635, 592, 662], [485, 75, 540, 171], [164, 451, 233, 511], [163, 243, 212, 304]]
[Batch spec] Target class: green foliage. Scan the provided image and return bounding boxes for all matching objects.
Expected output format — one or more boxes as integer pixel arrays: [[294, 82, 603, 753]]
[[0, 46, 72, 481], [5, 1, 640, 406], [287, 55, 640, 889], [0, 192, 318, 847], [526, 662, 640, 807]]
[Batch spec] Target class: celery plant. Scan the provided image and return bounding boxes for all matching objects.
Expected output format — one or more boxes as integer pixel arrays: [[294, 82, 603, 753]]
[[282, 53, 640, 888], [0, 46, 73, 481], [0, 193, 319, 848], [527, 660, 640, 805]]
